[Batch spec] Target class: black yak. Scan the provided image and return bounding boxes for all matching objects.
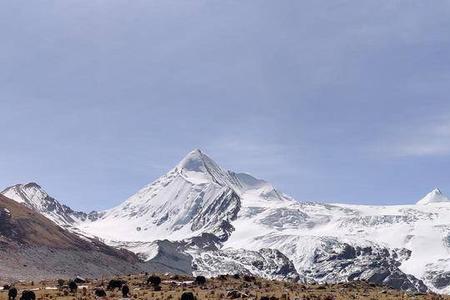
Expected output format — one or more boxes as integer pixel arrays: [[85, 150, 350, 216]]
[[121, 284, 130, 297], [8, 287, 17, 300], [68, 281, 78, 293], [19, 291, 35, 300], [146, 275, 161, 287], [95, 288, 107, 297], [107, 279, 126, 290], [194, 276, 206, 285], [180, 291, 196, 300]]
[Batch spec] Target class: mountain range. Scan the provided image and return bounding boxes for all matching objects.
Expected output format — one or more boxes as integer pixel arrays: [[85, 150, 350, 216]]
[[1, 149, 450, 294]]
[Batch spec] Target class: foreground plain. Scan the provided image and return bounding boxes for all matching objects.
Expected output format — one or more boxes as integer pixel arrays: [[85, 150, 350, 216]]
[[1, 274, 449, 300]]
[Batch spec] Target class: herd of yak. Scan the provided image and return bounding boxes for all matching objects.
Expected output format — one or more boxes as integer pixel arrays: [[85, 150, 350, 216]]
[[2, 275, 206, 300]]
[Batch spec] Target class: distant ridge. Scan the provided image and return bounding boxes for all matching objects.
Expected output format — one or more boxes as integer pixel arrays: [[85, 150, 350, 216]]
[[416, 188, 450, 205]]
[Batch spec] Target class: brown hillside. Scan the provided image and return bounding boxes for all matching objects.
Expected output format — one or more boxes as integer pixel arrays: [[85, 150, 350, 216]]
[[0, 195, 179, 280], [0, 194, 90, 249]]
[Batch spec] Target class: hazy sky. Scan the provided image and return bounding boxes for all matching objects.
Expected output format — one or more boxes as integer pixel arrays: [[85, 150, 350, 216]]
[[2, 1, 450, 210]]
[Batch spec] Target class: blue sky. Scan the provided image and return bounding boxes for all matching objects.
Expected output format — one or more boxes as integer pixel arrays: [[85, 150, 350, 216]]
[[1, 1, 450, 210]]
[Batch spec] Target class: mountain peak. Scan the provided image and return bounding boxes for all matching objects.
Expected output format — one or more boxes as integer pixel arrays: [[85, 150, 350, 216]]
[[431, 188, 442, 194], [23, 182, 43, 189], [416, 188, 450, 205], [1, 182, 90, 225], [4, 181, 46, 192], [177, 149, 207, 172], [1, 182, 49, 203], [175, 149, 230, 186]]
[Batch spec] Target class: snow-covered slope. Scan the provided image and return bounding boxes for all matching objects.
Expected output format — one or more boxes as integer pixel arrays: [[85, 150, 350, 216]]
[[417, 188, 450, 205], [4, 149, 450, 293], [221, 199, 450, 293]]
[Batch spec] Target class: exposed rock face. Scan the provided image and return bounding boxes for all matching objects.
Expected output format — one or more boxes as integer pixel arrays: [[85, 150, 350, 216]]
[[432, 273, 450, 289], [190, 188, 240, 241], [145, 240, 193, 275], [192, 248, 300, 280], [423, 259, 450, 294], [306, 239, 427, 293]]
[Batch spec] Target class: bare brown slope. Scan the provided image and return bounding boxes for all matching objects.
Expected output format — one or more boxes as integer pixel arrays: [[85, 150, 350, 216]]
[[0, 194, 93, 248], [0, 194, 182, 280]]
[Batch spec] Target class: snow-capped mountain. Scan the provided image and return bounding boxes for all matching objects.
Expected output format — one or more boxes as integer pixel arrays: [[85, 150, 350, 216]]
[[78, 149, 241, 243], [1, 183, 100, 227], [3, 149, 450, 293]]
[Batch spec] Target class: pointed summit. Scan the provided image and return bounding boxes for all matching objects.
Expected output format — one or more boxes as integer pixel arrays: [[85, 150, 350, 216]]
[[177, 149, 208, 172], [176, 149, 229, 185], [1, 182, 49, 205], [416, 188, 450, 205]]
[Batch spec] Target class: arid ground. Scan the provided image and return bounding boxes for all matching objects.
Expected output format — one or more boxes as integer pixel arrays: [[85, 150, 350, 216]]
[[1, 273, 449, 300]]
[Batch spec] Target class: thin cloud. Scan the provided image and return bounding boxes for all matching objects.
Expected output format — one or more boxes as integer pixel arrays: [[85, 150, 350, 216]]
[[383, 119, 450, 157], [205, 135, 301, 177]]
